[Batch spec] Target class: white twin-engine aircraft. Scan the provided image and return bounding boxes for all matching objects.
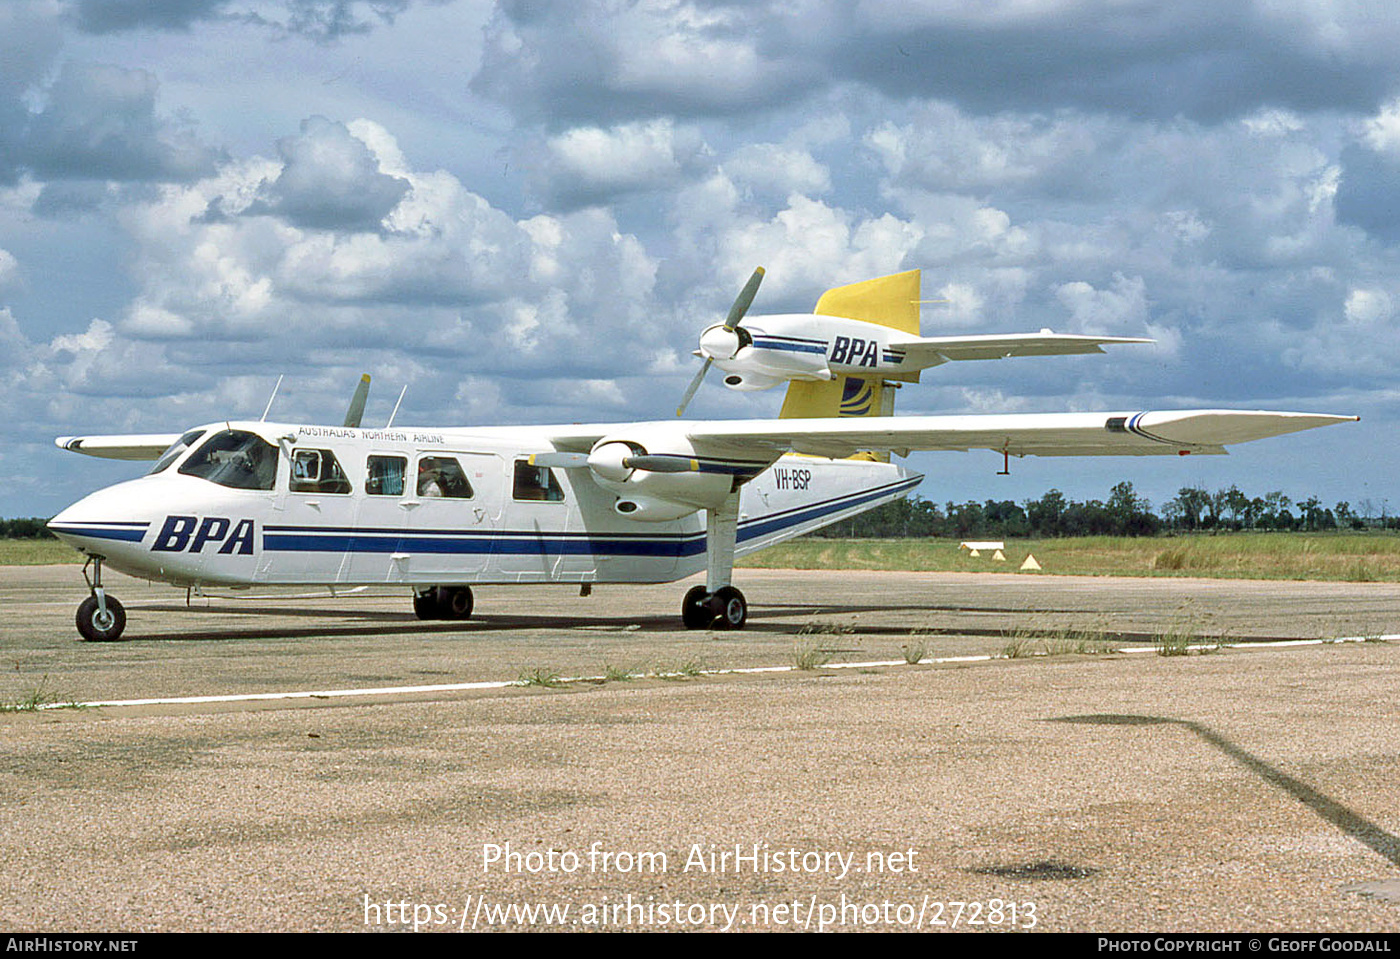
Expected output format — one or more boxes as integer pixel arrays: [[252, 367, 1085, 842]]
[[49, 269, 1355, 641]]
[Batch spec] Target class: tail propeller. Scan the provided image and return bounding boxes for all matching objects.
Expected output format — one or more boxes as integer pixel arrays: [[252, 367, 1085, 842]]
[[343, 374, 371, 428], [675, 266, 764, 417]]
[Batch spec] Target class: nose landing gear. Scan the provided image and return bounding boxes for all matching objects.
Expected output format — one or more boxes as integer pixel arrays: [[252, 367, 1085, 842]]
[[76, 556, 126, 642]]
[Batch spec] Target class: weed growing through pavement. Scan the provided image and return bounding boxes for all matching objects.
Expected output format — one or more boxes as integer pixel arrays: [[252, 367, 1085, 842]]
[[516, 667, 565, 689], [0, 675, 84, 712], [793, 641, 837, 670], [600, 662, 638, 683], [653, 660, 707, 681]]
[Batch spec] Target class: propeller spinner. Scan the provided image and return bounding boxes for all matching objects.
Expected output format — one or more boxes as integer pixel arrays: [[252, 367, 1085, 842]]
[[675, 266, 764, 416]]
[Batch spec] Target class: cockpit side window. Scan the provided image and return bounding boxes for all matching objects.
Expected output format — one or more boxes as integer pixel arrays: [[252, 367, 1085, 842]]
[[290, 448, 352, 494], [179, 430, 278, 491], [148, 429, 207, 475]]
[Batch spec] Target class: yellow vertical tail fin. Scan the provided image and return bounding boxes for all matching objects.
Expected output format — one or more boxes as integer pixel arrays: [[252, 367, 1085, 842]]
[[779, 270, 920, 421]]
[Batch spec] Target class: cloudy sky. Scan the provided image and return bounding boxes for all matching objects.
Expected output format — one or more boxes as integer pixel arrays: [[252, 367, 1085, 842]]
[[3, 0, 1396, 519]]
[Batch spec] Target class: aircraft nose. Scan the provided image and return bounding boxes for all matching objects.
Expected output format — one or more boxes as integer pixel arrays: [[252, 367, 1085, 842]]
[[47, 486, 155, 549]]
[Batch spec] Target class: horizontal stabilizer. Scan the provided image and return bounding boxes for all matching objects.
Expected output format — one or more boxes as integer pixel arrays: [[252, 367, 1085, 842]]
[[54, 434, 182, 461], [889, 331, 1153, 365]]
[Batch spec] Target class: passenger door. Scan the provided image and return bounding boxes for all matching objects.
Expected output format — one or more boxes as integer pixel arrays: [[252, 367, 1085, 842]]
[[401, 451, 503, 581]]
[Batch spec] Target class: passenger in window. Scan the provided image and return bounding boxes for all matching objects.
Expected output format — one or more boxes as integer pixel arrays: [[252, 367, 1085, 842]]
[[418, 462, 443, 497]]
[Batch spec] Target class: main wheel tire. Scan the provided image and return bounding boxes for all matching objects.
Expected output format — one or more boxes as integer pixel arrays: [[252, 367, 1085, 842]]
[[76, 594, 126, 642], [436, 586, 474, 620], [681, 585, 711, 629], [710, 586, 747, 630], [413, 590, 438, 620]]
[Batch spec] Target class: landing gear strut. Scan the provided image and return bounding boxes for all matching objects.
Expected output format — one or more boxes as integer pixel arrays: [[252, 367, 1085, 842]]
[[680, 492, 748, 630], [413, 585, 474, 621], [76, 556, 126, 642]]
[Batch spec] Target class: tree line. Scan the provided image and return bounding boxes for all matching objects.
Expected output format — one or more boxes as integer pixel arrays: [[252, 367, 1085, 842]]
[[3, 482, 1392, 541], [813, 482, 1396, 539], [0, 518, 55, 538]]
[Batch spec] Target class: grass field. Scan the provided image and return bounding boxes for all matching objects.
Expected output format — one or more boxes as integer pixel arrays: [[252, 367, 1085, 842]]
[[0, 539, 80, 566], [738, 532, 1400, 582], [9, 532, 1400, 581]]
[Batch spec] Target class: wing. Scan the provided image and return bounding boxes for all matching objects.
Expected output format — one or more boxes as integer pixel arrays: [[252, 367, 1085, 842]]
[[539, 409, 1356, 461], [888, 331, 1153, 366], [54, 434, 183, 460], [670, 410, 1358, 459]]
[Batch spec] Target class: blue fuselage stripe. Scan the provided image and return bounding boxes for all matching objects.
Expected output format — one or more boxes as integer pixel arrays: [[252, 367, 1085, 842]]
[[752, 337, 829, 355], [48, 523, 149, 542], [260, 477, 921, 558]]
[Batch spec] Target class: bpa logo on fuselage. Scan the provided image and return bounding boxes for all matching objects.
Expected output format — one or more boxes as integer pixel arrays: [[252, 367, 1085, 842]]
[[829, 336, 881, 368], [151, 515, 256, 555]]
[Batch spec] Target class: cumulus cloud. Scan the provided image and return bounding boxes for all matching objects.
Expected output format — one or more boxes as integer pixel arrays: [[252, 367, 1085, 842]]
[[722, 143, 831, 197], [472, 0, 818, 126], [69, 0, 232, 33], [474, 1, 1400, 128], [0, 248, 18, 289], [70, 0, 427, 42], [244, 116, 410, 231], [24, 61, 223, 183], [106, 119, 663, 392], [535, 119, 709, 209]]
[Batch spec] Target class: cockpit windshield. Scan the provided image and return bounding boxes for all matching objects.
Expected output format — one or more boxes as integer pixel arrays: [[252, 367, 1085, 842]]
[[148, 429, 207, 475], [178, 429, 278, 491]]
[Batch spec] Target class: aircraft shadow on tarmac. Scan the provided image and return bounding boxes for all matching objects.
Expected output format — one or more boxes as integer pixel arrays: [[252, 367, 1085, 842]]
[[1051, 714, 1400, 870], [118, 600, 1286, 645]]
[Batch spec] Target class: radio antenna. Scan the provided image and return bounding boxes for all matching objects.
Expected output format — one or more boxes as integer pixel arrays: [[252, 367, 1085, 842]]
[[260, 375, 284, 422], [386, 385, 407, 428]]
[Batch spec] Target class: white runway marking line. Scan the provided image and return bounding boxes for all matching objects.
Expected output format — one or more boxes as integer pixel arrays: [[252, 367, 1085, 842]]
[[41, 635, 1395, 711]]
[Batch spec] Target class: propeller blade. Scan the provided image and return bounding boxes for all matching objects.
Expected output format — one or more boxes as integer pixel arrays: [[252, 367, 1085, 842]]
[[623, 455, 700, 473], [528, 452, 592, 469], [675, 357, 712, 417], [723, 266, 765, 330], [343, 373, 371, 428], [677, 267, 764, 416]]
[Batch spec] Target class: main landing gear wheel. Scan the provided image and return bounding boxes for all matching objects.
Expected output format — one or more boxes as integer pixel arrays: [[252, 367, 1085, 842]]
[[76, 594, 126, 642], [680, 585, 747, 630], [414, 586, 474, 621]]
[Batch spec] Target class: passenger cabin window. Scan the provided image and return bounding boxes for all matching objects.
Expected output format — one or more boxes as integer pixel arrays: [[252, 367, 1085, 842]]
[[179, 430, 277, 491], [290, 448, 352, 494], [149, 428, 207, 475], [416, 456, 473, 499], [513, 461, 565, 502], [366, 455, 407, 496]]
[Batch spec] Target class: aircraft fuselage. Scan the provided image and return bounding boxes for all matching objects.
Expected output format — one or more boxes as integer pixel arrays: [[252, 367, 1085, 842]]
[[49, 419, 921, 591]]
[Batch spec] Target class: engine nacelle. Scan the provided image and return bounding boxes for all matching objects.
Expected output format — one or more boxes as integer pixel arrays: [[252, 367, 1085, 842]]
[[611, 495, 698, 521], [720, 371, 787, 392], [588, 430, 737, 521]]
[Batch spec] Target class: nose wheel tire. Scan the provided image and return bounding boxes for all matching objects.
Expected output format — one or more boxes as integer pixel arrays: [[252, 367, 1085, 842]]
[[681, 585, 747, 630], [76, 594, 126, 642]]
